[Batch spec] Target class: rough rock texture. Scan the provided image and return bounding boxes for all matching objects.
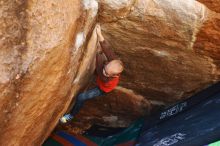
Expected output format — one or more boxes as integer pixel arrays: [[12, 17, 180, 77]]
[[197, 0, 220, 13], [0, 0, 98, 145], [194, 13, 220, 69], [98, 0, 220, 103], [0, 0, 220, 145]]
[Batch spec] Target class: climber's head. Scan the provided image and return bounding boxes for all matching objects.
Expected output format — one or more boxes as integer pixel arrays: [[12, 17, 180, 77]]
[[103, 60, 124, 77]]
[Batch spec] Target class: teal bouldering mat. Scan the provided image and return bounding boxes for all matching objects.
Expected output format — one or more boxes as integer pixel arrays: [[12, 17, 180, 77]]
[[208, 140, 220, 146], [84, 118, 144, 146], [43, 118, 144, 146]]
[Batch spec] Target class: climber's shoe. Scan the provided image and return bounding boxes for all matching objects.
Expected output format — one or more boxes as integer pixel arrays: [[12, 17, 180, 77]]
[[59, 113, 74, 124]]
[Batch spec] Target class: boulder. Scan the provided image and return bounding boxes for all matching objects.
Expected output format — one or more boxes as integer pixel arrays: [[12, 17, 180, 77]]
[[0, 0, 98, 145], [0, 0, 219, 145]]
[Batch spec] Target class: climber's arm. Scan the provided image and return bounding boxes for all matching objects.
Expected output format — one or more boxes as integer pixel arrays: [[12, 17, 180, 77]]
[[100, 40, 118, 61], [96, 24, 118, 61], [96, 47, 108, 82]]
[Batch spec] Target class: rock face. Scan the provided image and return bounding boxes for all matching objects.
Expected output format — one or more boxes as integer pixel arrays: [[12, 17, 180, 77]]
[[197, 0, 220, 13], [0, 0, 98, 145], [0, 0, 220, 145], [98, 0, 220, 103]]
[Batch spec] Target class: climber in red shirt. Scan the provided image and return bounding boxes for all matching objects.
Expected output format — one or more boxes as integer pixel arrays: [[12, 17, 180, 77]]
[[60, 24, 124, 124]]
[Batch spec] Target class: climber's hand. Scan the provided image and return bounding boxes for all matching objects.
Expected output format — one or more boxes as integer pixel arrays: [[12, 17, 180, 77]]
[[96, 24, 104, 42], [96, 24, 101, 34]]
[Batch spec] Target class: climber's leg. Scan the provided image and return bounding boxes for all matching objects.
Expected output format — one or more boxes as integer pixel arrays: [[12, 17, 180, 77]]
[[60, 87, 104, 124], [70, 87, 104, 116]]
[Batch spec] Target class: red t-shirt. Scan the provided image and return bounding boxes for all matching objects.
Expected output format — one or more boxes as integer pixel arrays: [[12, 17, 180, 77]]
[[96, 76, 119, 93]]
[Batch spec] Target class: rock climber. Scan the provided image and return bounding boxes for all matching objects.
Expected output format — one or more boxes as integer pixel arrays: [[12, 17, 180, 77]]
[[60, 24, 124, 124]]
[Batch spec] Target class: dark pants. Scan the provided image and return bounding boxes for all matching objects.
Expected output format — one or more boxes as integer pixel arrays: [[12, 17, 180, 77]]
[[70, 87, 104, 116]]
